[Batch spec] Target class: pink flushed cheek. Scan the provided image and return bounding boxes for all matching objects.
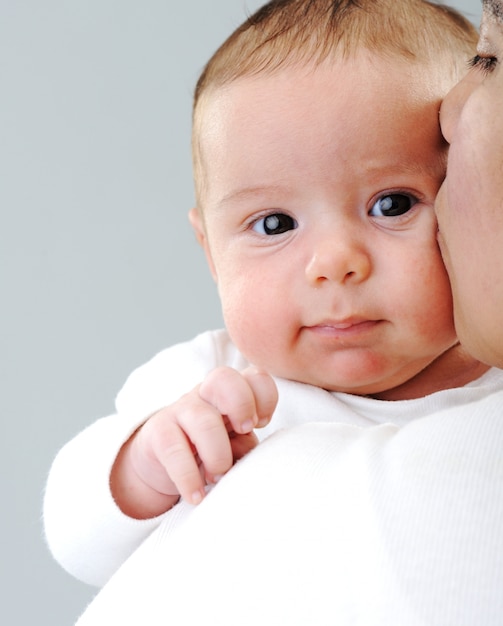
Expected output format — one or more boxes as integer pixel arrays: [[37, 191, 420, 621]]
[[220, 291, 259, 348], [221, 288, 290, 368]]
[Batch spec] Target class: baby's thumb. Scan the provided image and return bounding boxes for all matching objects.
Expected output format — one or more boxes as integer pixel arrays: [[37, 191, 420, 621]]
[[241, 366, 278, 428]]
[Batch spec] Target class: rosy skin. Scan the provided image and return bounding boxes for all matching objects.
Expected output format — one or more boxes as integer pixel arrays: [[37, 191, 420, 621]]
[[192, 54, 477, 398], [112, 53, 490, 517], [436, 0, 503, 368]]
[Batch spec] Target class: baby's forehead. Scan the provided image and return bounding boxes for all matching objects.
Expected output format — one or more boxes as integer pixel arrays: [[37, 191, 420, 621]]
[[193, 59, 448, 208], [195, 53, 450, 132]]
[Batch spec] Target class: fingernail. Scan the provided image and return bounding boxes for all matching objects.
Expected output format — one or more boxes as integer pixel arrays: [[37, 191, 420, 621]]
[[191, 490, 204, 505], [206, 473, 223, 485], [241, 419, 255, 433]]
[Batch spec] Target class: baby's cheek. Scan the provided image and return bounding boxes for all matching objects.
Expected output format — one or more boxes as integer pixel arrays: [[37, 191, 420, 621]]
[[223, 302, 278, 370], [220, 289, 259, 354], [417, 283, 457, 346]]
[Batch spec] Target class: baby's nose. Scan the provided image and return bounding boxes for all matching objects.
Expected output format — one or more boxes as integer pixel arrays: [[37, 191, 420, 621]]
[[305, 233, 371, 286]]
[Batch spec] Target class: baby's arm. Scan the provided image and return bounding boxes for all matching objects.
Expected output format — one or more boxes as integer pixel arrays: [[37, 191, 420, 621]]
[[44, 412, 173, 587], [110, 367, 278, 519], [44, 330, 258, 586]]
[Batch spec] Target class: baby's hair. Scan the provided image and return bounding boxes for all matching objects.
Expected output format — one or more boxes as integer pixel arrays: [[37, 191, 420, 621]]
[[192, 0, 478, 204]]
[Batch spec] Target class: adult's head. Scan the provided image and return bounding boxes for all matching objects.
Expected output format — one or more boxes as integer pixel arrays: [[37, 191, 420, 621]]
[[436, 0, 503, 368]]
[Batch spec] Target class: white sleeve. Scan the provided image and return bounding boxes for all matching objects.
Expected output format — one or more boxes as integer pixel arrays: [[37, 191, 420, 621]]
[[43, 330, 246, 587], [43, 413, 190, 587]]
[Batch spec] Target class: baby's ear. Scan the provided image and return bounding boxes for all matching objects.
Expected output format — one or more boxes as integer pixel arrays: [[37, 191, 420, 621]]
[[188, 207, 218, 282]]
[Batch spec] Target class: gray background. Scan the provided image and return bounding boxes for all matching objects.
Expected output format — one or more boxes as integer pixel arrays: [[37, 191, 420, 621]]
[[1, 1, 482, 623]]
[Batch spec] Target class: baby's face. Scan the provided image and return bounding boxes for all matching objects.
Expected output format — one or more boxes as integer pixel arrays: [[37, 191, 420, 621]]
[[192, 54, 457, 395]]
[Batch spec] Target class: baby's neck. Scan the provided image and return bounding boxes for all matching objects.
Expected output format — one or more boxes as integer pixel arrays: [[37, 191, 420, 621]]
[[372, 344, 490, 401]]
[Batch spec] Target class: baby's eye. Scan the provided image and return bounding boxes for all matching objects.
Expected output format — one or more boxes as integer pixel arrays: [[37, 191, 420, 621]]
[[252, 213, 297, 235], [469, 54, 498, 74], [369, 193, 417, 218]]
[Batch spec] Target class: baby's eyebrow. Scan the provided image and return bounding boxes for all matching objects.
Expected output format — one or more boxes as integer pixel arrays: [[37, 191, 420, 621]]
[[218, 185, 289, 207]]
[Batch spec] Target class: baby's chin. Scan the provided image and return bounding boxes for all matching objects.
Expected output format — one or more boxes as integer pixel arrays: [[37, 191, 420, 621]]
[[238, 339, 438, 399]]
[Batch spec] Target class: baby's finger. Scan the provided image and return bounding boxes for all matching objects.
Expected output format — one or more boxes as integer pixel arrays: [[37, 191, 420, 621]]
[[175, 397, 236, 485], [198, 367, 259, 435], [144, 413, 207, 505], [241, 367, 278, 428]]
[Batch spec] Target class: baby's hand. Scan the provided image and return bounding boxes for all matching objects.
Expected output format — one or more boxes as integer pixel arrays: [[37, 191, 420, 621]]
[[111, 367, 278, 518]]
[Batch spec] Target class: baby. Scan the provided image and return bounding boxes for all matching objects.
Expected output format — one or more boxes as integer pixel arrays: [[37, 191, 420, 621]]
[[44, 2, 501, 613]]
